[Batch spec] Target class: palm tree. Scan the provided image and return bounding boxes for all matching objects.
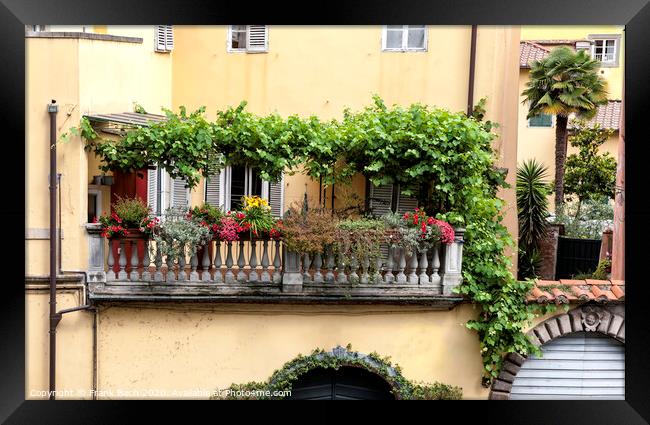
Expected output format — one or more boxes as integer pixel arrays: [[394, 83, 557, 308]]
[[522, 46, 608, 213]]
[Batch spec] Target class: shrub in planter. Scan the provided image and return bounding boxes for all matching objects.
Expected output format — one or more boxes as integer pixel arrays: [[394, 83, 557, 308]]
[[334, 218, 386, 267], [278, 205, 337, 254], [98, 195, 157, 238], [151, 207, 211, 260], [380, 208, 454, 255], [188, 203, 224, 234], [237, 195, 275, 238]]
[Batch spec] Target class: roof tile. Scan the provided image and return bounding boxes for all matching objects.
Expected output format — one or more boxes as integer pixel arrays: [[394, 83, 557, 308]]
[[527, 279, 625, 304]]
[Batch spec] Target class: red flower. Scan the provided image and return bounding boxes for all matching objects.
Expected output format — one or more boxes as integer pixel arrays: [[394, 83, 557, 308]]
[[236, 212, 245, 220], [427, 217, 434, 225], [92, 216, 98, 223], [403, 213, 410, 220]]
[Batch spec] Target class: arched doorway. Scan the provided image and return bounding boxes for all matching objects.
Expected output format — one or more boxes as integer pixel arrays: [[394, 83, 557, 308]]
[[287, 366, 395, 400]]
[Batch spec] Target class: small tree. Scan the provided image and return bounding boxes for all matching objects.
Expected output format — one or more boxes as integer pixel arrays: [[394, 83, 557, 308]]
[[564, 120, 617, 211]]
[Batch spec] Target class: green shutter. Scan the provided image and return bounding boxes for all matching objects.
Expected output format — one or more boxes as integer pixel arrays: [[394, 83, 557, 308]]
[[529, 114, 553, 127]]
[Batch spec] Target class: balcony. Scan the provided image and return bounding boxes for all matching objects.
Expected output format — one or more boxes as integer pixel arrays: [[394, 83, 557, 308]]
[[86, 224, 466, 308]]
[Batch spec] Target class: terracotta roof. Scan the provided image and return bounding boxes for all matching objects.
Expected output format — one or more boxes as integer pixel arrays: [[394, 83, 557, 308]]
[[589, 100, 622, 130], [526, 39, 590, 45], [527, 279, 625, 304], [520, 41, 550, 68]]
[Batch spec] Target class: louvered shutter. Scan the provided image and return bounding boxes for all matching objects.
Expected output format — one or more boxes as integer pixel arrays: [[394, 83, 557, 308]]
[[368, 183, 394, 217], [147, 168, 159, 215], [205, 172, 221, 208], [510, 332, 625, 400], [396, 186, 419, 215], [268, 175, 284, 218], [172, 177, 189, 209], [154, 25, 167, 52], [246, 25, 268, 52], [165, 25, 174, 51]]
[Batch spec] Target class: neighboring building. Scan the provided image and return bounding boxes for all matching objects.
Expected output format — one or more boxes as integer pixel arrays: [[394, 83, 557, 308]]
[[25, 25, 625, 400], [517, 26, 624, 209]]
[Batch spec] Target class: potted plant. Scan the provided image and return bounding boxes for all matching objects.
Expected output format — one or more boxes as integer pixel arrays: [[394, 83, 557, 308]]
[[151, 207, 212, 262], [101, 174, 114, 185], [98, 195, 157, 239], [236, 195, 275, 239]]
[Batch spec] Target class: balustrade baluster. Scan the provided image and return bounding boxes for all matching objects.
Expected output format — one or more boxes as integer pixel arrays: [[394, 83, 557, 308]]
[[360, 254, 369, 284], [106, 240, 115, 281], [249, 239, 259, 282], [408, 250, 419, 284], [190, 250, 199, 281], [418, 248, 429, 284], [260, 239, 271, 283], [166, 252, 175, 283], [430, 245, 442, 292], [154, 244, 163, 282], [129, 240, 140, 281], [337, 250, 348, 284], [225, 241, 235, 283], [236, 240, 246, 283], [302, 253, 311, 283], [312, 252, 323, 283], [384, 246, 395, 283], [349, 253, 359, 283], [374, 255, 383, 284], [272, 240, 282, 283], [325, 247, 335, 283], [396, 248, 407, 283], [201, 242, 212, 282], [178, 245, 187, 281], [141, 240, 151, 282], [214, 240, 223, 283], [118, 240, 128, 280]]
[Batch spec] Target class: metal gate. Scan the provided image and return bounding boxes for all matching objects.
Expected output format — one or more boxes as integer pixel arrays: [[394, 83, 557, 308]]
[[287, 366, 395, 400], [555, 237, 602, 279]]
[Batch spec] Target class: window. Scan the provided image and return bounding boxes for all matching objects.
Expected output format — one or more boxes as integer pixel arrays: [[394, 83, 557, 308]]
[[205, 166, 284, 217], [228, 25, 268, 53], [588, 34, 621, 67], [382, 25, 427, 51], [529, 113, 553, 127], [25, 25, 48, 32], [147, 167, 189, 217], [154, 25, 174, 52]]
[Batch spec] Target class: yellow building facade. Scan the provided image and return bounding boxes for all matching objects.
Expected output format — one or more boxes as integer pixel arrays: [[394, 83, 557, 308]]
[[26, 25, 527, 400]]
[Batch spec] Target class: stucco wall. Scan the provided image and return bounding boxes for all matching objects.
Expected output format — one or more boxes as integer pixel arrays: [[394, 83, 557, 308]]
[[25, 297, 490, 400]]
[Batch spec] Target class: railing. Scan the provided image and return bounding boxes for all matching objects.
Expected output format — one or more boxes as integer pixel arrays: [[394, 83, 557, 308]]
[[89, 225, 465, 297]]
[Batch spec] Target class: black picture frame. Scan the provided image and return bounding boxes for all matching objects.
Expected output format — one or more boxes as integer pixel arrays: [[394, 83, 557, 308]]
[[3, 0, 649, 422]]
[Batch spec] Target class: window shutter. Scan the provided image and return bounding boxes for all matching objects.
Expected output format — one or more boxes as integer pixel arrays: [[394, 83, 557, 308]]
[[165, 25, 174, 51], [172, 177, 189, 209], [268, 175, 284, 218], [396, 186, 419, 215], [147, 168, 159, 215], [154, 25, 168, 52], [368, 183, 394, 217], [205, 172, 221, 208], [246, 25, 268, 52]]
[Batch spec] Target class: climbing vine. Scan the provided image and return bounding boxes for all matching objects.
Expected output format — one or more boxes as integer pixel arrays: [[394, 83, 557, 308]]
[[211, 345, 462, 400], [74, 97, 548, 385]]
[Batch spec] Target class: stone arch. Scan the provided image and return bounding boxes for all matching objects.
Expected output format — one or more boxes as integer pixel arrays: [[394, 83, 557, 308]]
[[268, 345, 407, 398], [489, 303, 625, 400]]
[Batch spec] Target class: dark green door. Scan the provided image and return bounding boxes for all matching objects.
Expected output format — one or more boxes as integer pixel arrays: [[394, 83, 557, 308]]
[[287, 367, 395, 400]]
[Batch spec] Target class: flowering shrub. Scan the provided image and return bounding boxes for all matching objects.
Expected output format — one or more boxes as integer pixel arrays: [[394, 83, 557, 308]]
[[151, 207, 211, 260], [240, 195, 275, 237], [98, 196, 158, 238], [381, 208, 454, 255], [215, 215, 248, 242], [188, 204, 224, 231]]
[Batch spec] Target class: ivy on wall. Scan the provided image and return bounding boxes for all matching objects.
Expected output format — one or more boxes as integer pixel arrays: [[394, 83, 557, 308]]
[[211, 345, 463, 400], [73, 97, 550, 385]]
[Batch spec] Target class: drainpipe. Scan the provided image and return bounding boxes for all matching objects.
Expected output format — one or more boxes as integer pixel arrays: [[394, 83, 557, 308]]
[[467, 25, 478, 116], [48, 100, 58, 400]]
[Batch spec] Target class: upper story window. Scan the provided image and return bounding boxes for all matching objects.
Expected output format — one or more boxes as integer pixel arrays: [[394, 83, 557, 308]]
[[154, 25, 174, 53], [25, 25, 48, 32], [228, 25, 268, 53], [382, 25, 427, 51], [587, 34, 621, 67]]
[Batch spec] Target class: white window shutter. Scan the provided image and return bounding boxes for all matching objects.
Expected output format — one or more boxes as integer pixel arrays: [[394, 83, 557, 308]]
[[246, 25, 268, 52], [172, 177, 189, 209], [368, 183, 394, 217], [147, 168, 159, 215], [205, 172, 221, 209], [165, 25, 174, 51], [154, 25, 167, 52], [268, 175, 284, 218]]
